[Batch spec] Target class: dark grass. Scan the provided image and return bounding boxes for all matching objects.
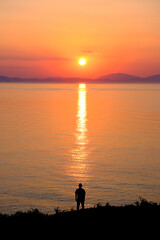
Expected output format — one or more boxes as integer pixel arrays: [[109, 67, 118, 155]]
[[1, 198, 160, 227], [1, 199, 160, 239]]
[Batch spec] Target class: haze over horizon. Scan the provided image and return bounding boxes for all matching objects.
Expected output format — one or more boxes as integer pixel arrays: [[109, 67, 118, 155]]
[[0, 0, 160, 78]]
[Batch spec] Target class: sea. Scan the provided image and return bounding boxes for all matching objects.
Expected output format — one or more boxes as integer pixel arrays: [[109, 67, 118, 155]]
[[0, 83, 160, 214]]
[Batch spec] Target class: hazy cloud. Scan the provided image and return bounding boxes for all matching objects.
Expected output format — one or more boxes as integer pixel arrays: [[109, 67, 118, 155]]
[[80, 50, 96, 54], [0, 55, 70, 61]]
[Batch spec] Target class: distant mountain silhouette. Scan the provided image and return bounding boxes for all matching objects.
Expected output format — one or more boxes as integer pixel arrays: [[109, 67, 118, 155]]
[[0, 73, 160, 83], [96, 73, 160, 83], [97, 73, 141, 82], [145, 74, 160, 82], [0, 76, 90, 83]]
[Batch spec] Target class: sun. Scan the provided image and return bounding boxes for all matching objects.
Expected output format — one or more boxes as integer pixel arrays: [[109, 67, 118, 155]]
[[79, 58, 86, 66]]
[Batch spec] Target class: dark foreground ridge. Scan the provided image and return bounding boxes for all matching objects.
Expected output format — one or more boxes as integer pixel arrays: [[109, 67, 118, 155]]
[[1, 198, 160, 228]]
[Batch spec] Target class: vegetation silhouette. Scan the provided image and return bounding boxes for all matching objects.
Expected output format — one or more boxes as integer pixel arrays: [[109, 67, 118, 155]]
[[1, 198, 160, 228]]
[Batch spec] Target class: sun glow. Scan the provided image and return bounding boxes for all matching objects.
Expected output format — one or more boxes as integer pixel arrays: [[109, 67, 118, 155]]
[[79, 84, 86, 89], [79, 58, 86, 66]]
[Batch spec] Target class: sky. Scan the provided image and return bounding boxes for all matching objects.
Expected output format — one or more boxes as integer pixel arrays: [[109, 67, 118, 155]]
[[0, 0, 160, 78]]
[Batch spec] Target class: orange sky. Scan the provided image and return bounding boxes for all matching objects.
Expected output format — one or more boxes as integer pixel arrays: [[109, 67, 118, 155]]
[[0, 0, 160, 78]]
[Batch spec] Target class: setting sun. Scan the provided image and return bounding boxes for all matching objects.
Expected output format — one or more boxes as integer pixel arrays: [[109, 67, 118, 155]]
[[79, 58, 86, 66]]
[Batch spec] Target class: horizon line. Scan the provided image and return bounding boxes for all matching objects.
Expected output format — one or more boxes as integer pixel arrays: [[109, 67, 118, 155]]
[[1, 72, 160, 80]]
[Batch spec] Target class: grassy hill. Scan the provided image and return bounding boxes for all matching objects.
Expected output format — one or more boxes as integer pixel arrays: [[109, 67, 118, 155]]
[[1, 198, 160, 225]]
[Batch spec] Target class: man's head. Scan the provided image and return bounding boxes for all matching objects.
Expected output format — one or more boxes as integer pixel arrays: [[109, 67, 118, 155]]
[[79, 183, 82, 188]]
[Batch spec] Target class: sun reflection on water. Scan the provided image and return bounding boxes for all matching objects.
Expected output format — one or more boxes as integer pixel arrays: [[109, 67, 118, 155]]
[[76, 84, 87, 146], [68, 83, 89, 182]]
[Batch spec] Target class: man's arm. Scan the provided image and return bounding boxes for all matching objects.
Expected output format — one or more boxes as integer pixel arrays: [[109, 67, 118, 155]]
[[75, 190, 78, 201]]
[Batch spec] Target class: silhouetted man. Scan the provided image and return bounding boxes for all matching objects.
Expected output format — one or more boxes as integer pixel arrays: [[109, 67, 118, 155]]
[[75, 183, 86, 210]]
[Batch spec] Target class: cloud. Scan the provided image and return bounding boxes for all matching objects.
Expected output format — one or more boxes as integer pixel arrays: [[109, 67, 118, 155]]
[[0, 55, 70, 61], [80, 50, 96, 54]]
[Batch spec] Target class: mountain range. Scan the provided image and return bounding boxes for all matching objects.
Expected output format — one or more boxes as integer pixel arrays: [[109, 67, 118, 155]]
[[0, 73, 160, 83]]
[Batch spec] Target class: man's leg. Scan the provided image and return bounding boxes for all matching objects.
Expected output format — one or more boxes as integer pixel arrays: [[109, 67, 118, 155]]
[[77, 201, 80, 210], [81, 201, 84, 210]]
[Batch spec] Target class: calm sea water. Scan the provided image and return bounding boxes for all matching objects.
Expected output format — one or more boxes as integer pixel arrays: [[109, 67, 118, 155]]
[[0, 83, 160, 214]]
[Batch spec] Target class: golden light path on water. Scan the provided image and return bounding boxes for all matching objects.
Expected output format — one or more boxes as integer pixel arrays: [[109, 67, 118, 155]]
[[76, 84, 87, 146], [69, 84, 89, 183]]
